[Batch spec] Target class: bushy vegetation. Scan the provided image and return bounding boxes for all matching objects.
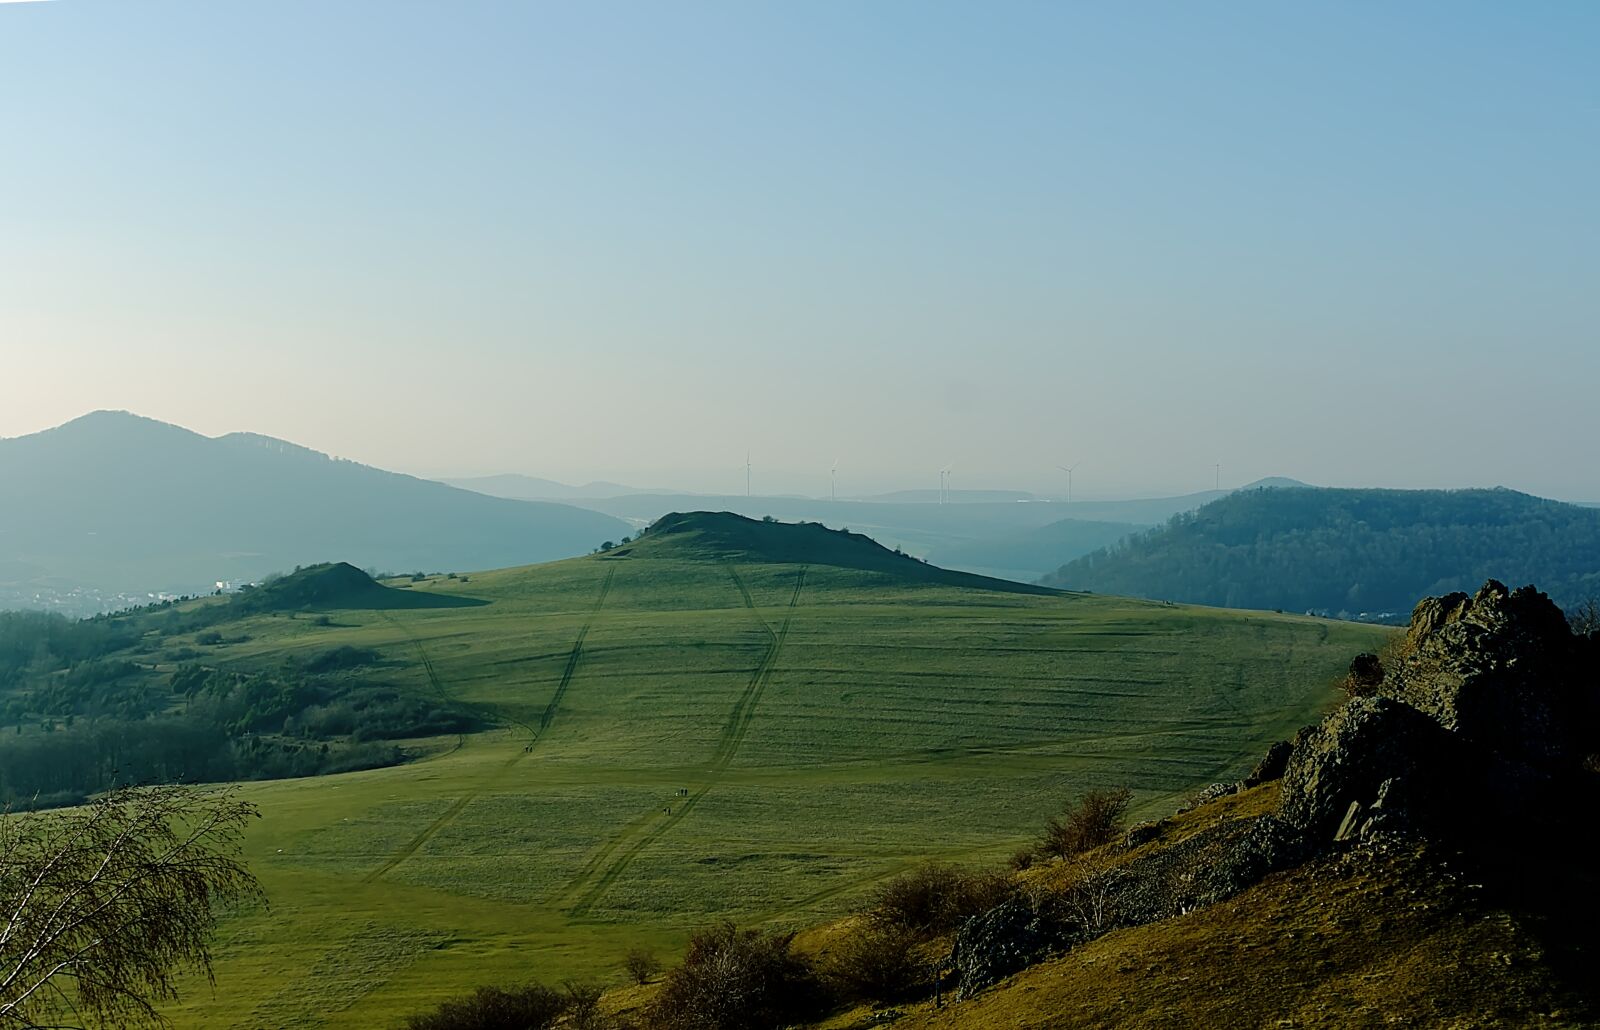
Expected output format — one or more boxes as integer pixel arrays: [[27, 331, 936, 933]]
[[1047, 487, 1600, 614], [401, 983, 569, 1030], [1036, 787, 1134, 860], [819, 920, 926, 1004], [643, 922, 820, 1030], [623, 947, 661, 985], [0, 608, 478, 808], [868, 861, 1014, 935]]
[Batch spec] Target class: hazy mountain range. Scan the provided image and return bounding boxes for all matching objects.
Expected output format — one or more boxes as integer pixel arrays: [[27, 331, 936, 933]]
[[0, 411, 627, 612]]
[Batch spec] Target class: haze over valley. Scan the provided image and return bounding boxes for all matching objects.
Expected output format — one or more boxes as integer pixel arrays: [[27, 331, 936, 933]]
[[2, 3, 1598, 1029]]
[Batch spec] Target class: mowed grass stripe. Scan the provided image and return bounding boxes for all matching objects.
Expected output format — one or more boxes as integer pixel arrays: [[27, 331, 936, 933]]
[[566, 566, 807, 917], [364, 568, 617, 883]]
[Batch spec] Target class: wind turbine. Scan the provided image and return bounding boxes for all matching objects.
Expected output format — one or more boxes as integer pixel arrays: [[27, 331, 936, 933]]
[[830, 459, 838, 502], [939, 466, 953, 505], [1214, 462, 1222, 492], [746, 452, 752, 498], [1058, 462, 1081, 504]]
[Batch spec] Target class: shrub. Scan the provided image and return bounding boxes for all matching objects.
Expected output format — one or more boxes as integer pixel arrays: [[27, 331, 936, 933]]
[[1343, 652, 1385, 696], [644, 921, 820, 1030], [1008, 847, 1035, 871], [623, 946, 661, 985], [401, 983, 567, 1030], [869, 862, 1013, 936], [1036, 787, 1134, 860], [820, 920, 925, 1004], [562, 981, 606, 1030]]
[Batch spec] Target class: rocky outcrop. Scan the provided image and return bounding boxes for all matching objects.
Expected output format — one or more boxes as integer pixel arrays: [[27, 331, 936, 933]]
[[1276, 580, 1591, 845], [949, 580, 1597, 1000], [1382, 581, 1583, 765], [1277, 696, 1456, 842], [948, 898, 1063, 999], [1242, 739, 1294, 787]]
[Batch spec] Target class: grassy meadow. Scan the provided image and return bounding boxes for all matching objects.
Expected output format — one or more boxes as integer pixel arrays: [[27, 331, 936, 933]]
[[157, 520, 1388, 1027]]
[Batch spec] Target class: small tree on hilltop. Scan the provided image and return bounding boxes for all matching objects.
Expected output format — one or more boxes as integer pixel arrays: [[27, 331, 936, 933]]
[[1567, 597, 1600, 637], [0, 784, 261, 1029], [623, 946, 661, 985]]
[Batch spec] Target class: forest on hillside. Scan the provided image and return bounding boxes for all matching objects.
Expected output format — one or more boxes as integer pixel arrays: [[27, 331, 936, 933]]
[[0, 601, 478, 808], [1044, 488, 1600, 617]]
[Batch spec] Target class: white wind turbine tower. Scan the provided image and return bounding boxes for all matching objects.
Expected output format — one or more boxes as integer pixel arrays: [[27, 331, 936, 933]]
[[746, 452, 752, 498], [1058, 462, 1080, 504], [939, 466, 953, 505], [1214, 462, 1222, 492], [830, 459, 838, 502]]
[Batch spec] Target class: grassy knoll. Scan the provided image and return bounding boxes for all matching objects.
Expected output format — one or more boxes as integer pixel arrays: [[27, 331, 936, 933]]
[[158, 514, 1387, 1028]]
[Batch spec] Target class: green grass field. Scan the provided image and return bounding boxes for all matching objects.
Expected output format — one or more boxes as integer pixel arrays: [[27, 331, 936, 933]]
[[158, 517, 1388, 1027]]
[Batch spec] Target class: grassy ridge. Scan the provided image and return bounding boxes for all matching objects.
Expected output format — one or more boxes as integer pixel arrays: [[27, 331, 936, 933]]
[[160, 523, 1386, 1027]]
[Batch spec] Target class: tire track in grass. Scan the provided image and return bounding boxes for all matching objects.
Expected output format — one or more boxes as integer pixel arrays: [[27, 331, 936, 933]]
[[364, 568, 616, 883], [532, 567, 616, 743], [565, 566, 805, 918]]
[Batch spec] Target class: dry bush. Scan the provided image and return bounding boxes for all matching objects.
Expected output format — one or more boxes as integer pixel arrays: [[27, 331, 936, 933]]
[[643, 921, 820, 1030], [402, 983, 568, 1030], [1341, 652, 1386, 696], [623, 946, 661, 985], [819, 920, 926, 1004], [1036, 787, 1134, 860], [1051, 856, 1127, 935], [869, 862, 1014, 936], [1008, 847, 1036, 871], [563, 981, 606, 1030]]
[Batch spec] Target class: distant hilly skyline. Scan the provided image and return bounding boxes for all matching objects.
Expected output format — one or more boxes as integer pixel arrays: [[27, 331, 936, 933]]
[[7, 409, 1599, 617], [0, 411, 627, 614], [1046, 486, 1600, 616]]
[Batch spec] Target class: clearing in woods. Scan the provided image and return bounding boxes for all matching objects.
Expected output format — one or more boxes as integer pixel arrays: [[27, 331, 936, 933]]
[[160, 513, 1387, 1028]]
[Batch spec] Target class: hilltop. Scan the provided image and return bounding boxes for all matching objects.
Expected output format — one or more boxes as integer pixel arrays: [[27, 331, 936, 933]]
[[0, 411, 628, 612], [546, 488, 1289, 589], [1046, 485, 1600, 615], [233, 562, 485, 613], [624, 512, 1057, 595]]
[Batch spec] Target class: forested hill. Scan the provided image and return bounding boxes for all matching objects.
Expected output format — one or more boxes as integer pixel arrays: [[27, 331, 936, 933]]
[[1043, 487, 1600, 616]]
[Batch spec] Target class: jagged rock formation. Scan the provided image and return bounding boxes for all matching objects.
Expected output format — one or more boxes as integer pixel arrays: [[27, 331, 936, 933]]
[[1383, 581, 1587, 765], [948, 581, 1599, 999]]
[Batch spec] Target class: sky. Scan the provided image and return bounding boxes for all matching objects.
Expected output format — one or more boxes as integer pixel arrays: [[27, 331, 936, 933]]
[[2, 1, 1597, 499]]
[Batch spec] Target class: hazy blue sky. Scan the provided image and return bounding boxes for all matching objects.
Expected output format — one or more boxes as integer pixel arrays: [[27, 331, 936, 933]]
[[3, 2, 1596, 498]]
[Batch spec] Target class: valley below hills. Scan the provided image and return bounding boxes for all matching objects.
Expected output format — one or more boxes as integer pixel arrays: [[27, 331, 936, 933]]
[[0, 511, 1384, 1027]]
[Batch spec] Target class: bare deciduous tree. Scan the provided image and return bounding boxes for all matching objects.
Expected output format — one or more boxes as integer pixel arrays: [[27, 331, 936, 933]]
[[0, 784, 261, 1030], [1567, 596, 1600, 637]]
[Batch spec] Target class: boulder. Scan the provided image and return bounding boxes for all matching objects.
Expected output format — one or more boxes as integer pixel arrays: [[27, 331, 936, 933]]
[[1243, 739, 1294, 787], [1277, 696, 1456, 842], [1383, 581, 1582, 766], [948, 897, 1061, 999]]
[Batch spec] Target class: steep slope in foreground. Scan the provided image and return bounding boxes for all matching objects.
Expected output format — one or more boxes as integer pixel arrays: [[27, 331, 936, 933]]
[[0, 411, 628, 608], [1046, 485, 1600, 614], [785, 580, 1598, 1029]]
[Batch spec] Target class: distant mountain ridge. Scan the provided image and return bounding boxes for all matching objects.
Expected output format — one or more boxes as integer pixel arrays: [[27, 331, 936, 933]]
[[442, 473, 657, 501], [1044, 486, 1600, 614], [0, 411, 627, 612]]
